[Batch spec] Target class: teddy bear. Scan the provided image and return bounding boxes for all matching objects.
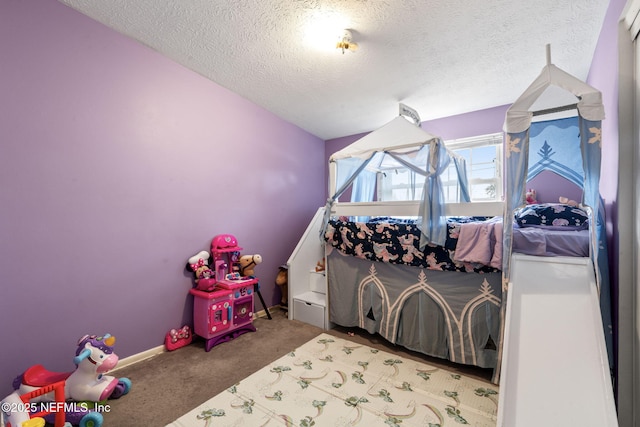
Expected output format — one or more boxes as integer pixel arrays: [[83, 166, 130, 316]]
[[275, 265, 288, 308], [187, 250, 216, 291], [559, 196, 579, 207]]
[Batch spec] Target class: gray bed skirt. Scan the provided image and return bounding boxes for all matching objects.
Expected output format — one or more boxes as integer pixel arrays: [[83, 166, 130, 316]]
[[327, 249, 502, 369]]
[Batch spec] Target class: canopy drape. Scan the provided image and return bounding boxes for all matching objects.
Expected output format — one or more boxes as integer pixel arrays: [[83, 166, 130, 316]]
[[323, 116, 469, 247]]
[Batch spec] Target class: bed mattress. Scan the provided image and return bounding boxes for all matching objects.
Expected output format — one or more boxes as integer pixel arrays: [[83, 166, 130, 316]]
[[512, 226, 589, 257], [324, 216, 500, 273]]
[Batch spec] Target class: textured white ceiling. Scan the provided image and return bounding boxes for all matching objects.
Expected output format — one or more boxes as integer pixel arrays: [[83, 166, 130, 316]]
[[59, 0, 609, 140]]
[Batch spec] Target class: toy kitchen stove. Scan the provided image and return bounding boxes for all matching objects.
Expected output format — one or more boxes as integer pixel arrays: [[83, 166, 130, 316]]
[[189, 234, 257, 351]]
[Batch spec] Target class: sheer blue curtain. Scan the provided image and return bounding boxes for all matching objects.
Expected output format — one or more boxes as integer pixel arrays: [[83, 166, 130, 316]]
[[350, 170, 376, 203], [335, 157, 368, 195], [320, 154, 375, 239], [324, 140, 468, 249], [494, 129, 530, 383], [501, 130, 530, 283], [386, 142, 466, 247], [417, 141, 451, 248], [452, 156, 471, 202], [350, 169, 377, 222]]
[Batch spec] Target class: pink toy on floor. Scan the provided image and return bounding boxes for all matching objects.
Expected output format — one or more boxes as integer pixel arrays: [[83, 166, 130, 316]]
[[165, 326, 193, 351]]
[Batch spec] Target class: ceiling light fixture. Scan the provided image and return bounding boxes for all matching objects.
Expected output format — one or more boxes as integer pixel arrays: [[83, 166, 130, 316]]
[[303, 11, 348, 52], [336, 29, 358, 54]]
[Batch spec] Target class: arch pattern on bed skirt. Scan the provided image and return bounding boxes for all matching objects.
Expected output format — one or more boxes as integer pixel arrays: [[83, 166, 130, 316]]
[[328, 254, 501, 368]]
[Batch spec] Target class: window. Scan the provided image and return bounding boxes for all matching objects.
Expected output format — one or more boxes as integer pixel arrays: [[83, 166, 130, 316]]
[[376, 133, 503, 203], [377, 168, 426, 201], [443, 133, 503, 202]]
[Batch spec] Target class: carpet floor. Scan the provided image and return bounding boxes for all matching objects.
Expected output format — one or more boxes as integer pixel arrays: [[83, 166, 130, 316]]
[[99, 309, 493, 426]]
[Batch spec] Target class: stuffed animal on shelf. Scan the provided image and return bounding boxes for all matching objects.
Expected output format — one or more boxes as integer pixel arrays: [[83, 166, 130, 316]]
[[275, 265, 288, 308], [525, 188, 538, 204], [238, 254, 262, 277], [559, 196, 579, 207], [187, 250, 216, 291]]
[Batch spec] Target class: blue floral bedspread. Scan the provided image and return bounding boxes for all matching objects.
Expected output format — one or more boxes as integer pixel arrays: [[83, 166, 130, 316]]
[[324, 217, 500, 273]]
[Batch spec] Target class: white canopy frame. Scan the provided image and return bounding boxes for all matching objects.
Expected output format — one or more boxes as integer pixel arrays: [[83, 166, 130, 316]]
[[323, 111, 475, 249]]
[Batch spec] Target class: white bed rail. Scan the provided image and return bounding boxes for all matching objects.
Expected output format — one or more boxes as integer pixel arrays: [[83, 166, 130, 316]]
[[330, 201, 504, 218]]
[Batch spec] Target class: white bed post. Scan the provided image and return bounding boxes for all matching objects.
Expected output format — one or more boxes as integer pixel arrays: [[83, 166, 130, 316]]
[[546, 43, 551, 65], [328, 160, 337, 203]]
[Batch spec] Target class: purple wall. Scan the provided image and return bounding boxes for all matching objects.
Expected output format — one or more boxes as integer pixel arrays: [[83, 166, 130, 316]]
[[0, 0, 324, 397], [527, 171, 582, 204], [421, 105, 510, 141]]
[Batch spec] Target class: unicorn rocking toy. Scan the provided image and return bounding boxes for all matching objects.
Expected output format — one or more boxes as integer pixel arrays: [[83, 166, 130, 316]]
[[13, 333, 131, 402], [1, 334, 131, 426], [66, 333, 131, 401]]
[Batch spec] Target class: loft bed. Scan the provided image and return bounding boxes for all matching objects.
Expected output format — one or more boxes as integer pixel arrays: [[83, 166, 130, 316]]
[[320, 88, 612, 383], [321, 109, 506, 372], [324, 215, 504, 369]]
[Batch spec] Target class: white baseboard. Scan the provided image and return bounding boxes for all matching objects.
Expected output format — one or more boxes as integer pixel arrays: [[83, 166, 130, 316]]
[[112, 306, 279, 373], [255, 307, 273, 319], [112, 344, 166, 372]]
